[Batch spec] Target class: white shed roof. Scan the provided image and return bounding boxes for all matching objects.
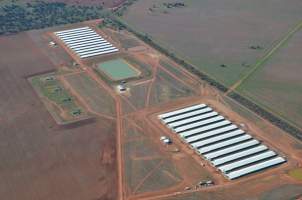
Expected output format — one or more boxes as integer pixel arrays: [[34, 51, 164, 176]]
[[203, 139, 260, 160], [212, 145, 268, 166], [186, 125, 238, 144], [218, 150, 276, 173], [198, 134, 252, 154], [226, 157, 286, 180], [162, 107, 212, 124], [191, 129, 245, 149], [159, 104, 207, 119], [180, 120, 231, 138]]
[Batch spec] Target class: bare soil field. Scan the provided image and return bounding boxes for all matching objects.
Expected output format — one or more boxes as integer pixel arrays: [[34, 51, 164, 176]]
[[0, 32, 118, 200], [237, 30, 302, 130], [123, 0, 302, 86]]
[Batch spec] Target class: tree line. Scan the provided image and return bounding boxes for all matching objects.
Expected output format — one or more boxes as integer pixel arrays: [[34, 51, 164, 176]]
[[104, 15, 302, 141], [0, 1, 105, 35]]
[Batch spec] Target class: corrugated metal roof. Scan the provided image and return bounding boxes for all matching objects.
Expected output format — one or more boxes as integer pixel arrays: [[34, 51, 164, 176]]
[[55, 26, 90, 35], [62, 35, 103, 43], [168, 111, 218, 128], [218, 150, 276, 172], [159, 104, 206, 119], [63, 37, 105, 46], [55, 27, 118, 59], [80, 48, 117, 56], [198, 134, 252, 154], [191, 129, 245, 149], [71, 43, 111, 51], [180, 120, 231, 137], [203, 140, 260, 160], [173, 116, 225, 132], [186, 125, 238, 144], [76, 45, 114, 54], [163, 107, 212, 124], [212, 145, 268, 166], [158, 104, 286, 180], [68, 40, 109, 49], [226, 157, 286, 180], [80, 49, 119, 58], [59, 32, 97, 40]]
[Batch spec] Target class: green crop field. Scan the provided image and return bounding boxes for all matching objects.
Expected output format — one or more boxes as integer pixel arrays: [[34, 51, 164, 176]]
[[97, 58, 140, 80], [29, 73, 86, 123]]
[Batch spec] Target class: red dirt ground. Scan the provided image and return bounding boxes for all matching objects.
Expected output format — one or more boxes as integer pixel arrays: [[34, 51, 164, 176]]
[[1, 20, 302, 200], [103, 26, 302, 200], [0, 32, 118, 200]]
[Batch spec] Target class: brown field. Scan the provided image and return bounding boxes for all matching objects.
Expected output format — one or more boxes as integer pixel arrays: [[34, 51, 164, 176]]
[[1, 19, 302, 200], [238, 30, 302, 130], [0, 32, 118, 200]]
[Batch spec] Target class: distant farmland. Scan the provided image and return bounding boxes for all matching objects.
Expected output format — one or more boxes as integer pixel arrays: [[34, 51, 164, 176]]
[[123, 0, 302, 86], [24, 0, 126, 7], [238, 30, 302, 129], [123, 0, 302, 130]]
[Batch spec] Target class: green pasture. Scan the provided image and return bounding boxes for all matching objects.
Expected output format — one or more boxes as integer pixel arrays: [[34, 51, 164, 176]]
[[30, 74, 83, 119]]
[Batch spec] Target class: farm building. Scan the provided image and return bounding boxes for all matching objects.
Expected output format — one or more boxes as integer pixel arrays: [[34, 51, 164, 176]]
[[158, 104, 286, 180], [54, 27, 119, 59]]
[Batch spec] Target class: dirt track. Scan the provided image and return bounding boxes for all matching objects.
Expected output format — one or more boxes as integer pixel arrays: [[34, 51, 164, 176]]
[[0, 31, 118, 200], [1, 20, 301, 200], [103, 26, 302, 200]]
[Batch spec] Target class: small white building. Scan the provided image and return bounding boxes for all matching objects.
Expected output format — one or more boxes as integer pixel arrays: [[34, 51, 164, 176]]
[[49, 41, 57, 47], [160, 136, 172, 144], [117, 84, 127, 92]]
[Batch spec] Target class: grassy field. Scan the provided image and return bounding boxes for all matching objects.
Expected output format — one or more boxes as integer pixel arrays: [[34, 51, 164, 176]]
[[288, 168, 302, 181], [30, 73, 87, 123], [108, 30, 141, 49], [123, 123, 183, 195], [162, 184, 302, 200], [97, 58, 140, 81], [123, 0, 302, 86], [260, 184, 302, 200], [127, 83, 149, 109], [149, 68, 195, 106], [237, 30, 302, 129], [64, 72, 116, 117]]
